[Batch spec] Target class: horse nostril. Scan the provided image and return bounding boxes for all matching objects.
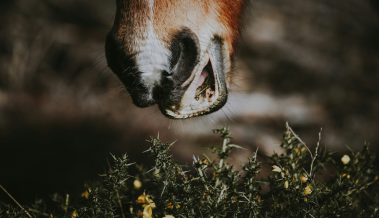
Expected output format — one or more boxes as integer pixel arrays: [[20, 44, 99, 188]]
[[152, 28, 200, 106], [169, 27, 200, 86], [106, 26, 202, 108]]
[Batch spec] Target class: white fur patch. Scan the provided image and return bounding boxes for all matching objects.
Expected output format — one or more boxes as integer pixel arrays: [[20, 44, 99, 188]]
[[135, 0, 170, 99]]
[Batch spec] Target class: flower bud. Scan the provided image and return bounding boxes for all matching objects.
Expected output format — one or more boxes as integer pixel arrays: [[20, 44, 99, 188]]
[[272, 165, 282, 172], [341, 155, 350, 164]]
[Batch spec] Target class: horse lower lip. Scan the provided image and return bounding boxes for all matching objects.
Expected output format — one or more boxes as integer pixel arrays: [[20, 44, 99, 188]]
[[159, 58, 221, 118]]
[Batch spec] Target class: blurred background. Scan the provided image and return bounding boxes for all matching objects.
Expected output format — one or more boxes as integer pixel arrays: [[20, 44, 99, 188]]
[[1, 0, 378, 205]]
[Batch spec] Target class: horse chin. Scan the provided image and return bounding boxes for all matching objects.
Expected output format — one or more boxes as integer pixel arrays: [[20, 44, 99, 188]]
[[159, 46, 228, 119]]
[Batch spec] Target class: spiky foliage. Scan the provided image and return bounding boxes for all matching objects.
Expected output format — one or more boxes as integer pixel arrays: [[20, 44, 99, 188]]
[[137, 128, 262, 218], [1, 125, 378, 218]]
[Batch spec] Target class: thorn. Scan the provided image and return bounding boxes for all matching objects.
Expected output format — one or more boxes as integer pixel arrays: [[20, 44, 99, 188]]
[[254, 147, 259, 160], [193, 155, 197, 163], [169, 140, 177, 147]]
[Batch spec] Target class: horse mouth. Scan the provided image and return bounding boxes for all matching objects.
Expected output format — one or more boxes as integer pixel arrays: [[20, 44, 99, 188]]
[[159, 51, 227, 119]]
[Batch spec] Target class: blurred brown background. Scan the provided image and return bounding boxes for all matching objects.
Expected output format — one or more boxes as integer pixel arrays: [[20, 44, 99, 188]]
[[1, 0, 378, 205]]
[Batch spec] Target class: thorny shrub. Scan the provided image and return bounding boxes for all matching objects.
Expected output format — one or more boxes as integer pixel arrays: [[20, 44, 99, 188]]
[[1, 124, 378, 218]]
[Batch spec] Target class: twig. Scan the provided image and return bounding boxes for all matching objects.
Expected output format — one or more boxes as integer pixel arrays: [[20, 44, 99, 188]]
[[106, 158, 126, 218], [0, 184, 32, 218], [64, 194, 69, 213], [286, 122, 322, 177], [310, 128, 322, 177], [218, 135, 229, 171], [286, 122, 313, 159]]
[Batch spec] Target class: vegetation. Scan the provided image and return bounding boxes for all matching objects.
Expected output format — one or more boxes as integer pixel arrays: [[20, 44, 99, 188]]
[[1, 124, 378, 218]]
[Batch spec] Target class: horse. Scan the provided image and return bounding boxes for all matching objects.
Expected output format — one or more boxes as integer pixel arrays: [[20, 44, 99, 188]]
[[105, 0, 249, 119]]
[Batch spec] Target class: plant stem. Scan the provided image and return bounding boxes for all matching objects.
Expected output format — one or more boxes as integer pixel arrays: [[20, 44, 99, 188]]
[[197, 168, 209, 191], [0, 184, 32, 218], [218, 136, 229, 170], [107, 158, 126, 218], [216, 135, 230, 187]]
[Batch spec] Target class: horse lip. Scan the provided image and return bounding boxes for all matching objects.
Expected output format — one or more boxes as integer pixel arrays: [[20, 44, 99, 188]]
[[159, 50, 226, 119]]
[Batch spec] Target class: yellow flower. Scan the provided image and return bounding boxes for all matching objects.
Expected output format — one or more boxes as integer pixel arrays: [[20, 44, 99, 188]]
[[342, 174, 351, 179], [167, 202, 180, 209], [137, 195, 156, 218], [134, 179, 142, 189], [212, 171, 217, 179], [295, 148, 301, 156], [137, 195, 153, 204], [143, 204, 153, 218], [300, 174, 308, 183], [143, 202, 156, 209], [81, 188, 91, 198], [303, 185, 312, 195], [284, 180, 289, 189], [163, 215, 175, 218], [71, 211, 78, 217], [341, 155, 350, 164], [292, 176, 297, 182], [272, 165, 282, 173]]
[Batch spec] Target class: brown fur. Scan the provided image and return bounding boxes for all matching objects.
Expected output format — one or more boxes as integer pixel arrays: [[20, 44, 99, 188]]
[[115, 0, 149, 54], [115, 0, 246, 56]]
